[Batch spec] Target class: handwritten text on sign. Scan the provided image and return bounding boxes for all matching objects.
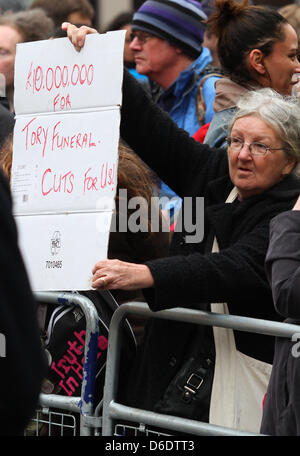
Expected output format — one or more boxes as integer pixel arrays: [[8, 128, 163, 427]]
[[25, 62, 94, 112], [12, 32, 125, 290], [12, 109, 120, 214], [22, 116, 96, 157], [14, 32, 125, 115]]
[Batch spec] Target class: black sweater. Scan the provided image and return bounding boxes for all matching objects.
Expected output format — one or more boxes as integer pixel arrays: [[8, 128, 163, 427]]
[[120, 70, 300, 412]]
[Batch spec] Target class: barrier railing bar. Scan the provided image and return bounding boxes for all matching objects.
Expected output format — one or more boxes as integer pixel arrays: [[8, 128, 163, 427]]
[[39, 393, 80, 414], [111, 302, 300, 339], [102, 301, 300, 436], [108, 402, 263, 436], [34, 291, 100, 436]]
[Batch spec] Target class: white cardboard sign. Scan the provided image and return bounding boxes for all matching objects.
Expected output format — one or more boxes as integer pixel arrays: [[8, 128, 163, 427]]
[[11, 32, 125, 291], [14, 32, 124, 115]]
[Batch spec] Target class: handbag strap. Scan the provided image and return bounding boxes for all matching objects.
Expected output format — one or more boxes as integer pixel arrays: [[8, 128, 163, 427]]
[[212, 186, 238, 253]]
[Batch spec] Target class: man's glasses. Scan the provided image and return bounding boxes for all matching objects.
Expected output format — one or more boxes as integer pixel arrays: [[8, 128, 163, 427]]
[[130, 31, 154, 45], [226, 137, 285, 156]]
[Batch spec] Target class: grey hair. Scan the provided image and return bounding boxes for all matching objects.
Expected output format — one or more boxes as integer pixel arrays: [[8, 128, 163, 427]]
[[0, 8, 54, 42], [0, 0, 29, 13], [229, 88, 300, 174]]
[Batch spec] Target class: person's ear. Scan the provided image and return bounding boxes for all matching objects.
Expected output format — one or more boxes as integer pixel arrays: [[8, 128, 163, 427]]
[[175, 47, 183, 55], [249, 49, 266, 75], [282, 155, 297, 176]]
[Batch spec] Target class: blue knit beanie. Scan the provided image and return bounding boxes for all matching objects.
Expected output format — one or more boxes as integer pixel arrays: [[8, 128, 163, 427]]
[[132, 0, 207, 59]]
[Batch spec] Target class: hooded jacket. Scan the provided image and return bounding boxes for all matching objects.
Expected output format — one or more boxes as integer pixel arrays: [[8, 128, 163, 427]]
[[155, 47, 220, 136]]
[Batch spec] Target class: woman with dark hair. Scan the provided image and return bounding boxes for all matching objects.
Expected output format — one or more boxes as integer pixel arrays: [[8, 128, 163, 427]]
[[203, 0, 300, 148]]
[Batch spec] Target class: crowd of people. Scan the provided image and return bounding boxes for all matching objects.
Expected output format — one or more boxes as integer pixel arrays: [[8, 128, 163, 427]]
[[1, 0, 300, 437]]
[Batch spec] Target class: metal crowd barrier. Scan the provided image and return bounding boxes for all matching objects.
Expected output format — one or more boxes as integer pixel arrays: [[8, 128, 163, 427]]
[[27, 295, 300, 437], [29, 291, 102, 436], [102, 302, 300, 437]]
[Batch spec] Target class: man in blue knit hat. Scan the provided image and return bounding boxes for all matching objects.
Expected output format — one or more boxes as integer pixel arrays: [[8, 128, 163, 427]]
[[130, 0, 221, 217], [130, 0, 221, 136]]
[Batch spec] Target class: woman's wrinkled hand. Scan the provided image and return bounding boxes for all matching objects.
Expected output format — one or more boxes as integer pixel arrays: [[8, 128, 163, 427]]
[[61, 22, 98, 51], [91, 259, 155, 290]]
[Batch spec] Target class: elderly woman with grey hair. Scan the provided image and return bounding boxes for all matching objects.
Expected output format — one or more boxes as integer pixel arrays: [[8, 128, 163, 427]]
[[63, 22, 300, 433]]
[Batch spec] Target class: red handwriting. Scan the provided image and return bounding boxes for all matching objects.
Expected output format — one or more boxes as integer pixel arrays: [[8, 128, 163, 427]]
[[26, 62, 94, 94], [50, 330, 108, 397], [53, 93, 71, 112], [41, 163, 116, 197], [51, 121, 96, 151], [25, 62, 94, 112], [83, 163, 116, 194], [42, 168, 74, 195], [21, 117, 97, 157], [22, 117, 48, 157]]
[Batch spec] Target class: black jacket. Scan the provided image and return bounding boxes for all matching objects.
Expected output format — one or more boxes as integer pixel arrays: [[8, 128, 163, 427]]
[[120, 70, 300, 415], [0, 170, 46, 435], [0, 102, 14, 147], [261, 211, 300, 435]]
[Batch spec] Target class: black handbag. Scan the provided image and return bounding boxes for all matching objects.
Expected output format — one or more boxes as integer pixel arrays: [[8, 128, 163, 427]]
[[153, 326, 215, 423]]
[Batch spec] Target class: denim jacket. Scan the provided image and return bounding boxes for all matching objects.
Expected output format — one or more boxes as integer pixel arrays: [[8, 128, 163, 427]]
[[204, 78, 250, 148], [204, 107, 237, 149]]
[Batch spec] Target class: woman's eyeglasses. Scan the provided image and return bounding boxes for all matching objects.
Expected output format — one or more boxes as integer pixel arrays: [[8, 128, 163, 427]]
[[226, 137, 285, 156]]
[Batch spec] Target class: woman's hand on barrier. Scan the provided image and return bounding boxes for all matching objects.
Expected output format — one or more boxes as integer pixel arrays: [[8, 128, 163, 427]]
[[91, 259, 155, 291], [61, 22, 98, 51]]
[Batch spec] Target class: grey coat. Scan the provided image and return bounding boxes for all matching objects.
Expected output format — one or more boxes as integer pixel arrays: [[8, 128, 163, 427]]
[[261, 211, 300, 435]]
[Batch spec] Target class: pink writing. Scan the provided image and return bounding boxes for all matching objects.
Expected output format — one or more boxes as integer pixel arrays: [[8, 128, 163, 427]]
[[22, 117, 48, 157], [83, 163, 116, 194], [51, 121, 96, 151], [42, 168, 74, 195], [26, 62, 94, 94], [50, 330, 108, 397]]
